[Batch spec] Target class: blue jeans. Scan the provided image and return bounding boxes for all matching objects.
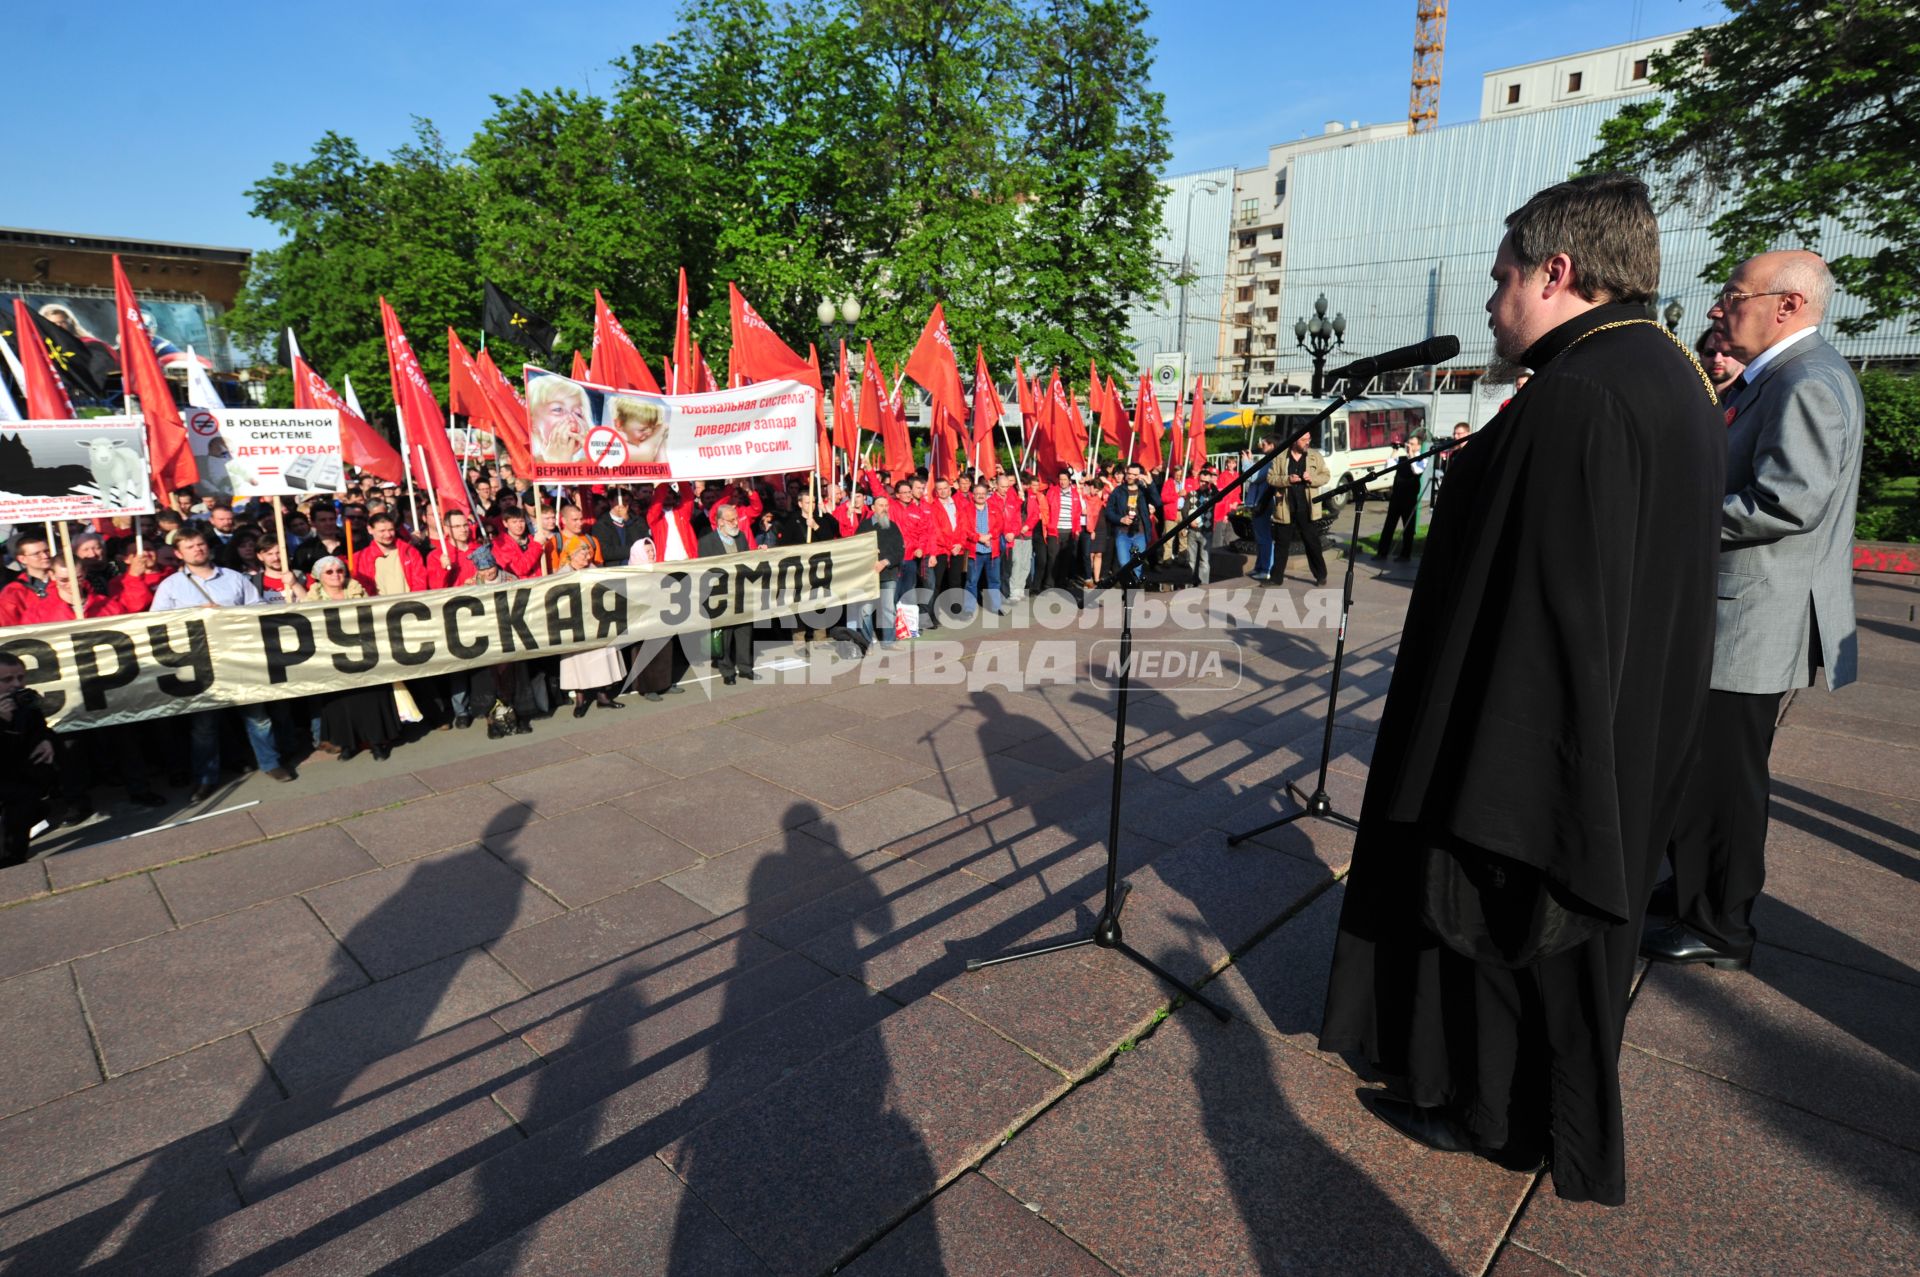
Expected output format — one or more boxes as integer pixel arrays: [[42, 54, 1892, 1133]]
[[1251, 515, 1274, 577], [963, 554, 1002, 615], [860, 578, 898, 644], [1115, 530, 1148, 572], [189, 707, 281, 785]]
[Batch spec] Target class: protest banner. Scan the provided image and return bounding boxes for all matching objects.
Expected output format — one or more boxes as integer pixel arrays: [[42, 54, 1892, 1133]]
[[0, 417, 154, 522], [2, 534, 879, 731], [525, 368, 817, 484], [186, 408, 344, 498], [449, 423, 498, 461]]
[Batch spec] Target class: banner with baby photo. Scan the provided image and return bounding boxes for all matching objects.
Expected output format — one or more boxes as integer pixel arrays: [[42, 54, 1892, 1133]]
[[524, 368, 817, 485]]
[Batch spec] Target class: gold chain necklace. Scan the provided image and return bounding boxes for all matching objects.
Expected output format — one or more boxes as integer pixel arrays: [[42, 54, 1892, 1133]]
[[1547, 317, 1720, 405]]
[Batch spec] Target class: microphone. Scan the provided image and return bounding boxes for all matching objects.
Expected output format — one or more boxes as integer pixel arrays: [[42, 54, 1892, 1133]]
[[1327, 335, 1460, 386]]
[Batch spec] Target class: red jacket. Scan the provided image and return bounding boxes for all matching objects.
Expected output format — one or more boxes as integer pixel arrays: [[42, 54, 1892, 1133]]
[[490, 531, 545, 580], [427, 540, 482, 589], [1041, 484, 1087, 536], [351, 540, 431, 595], [0, 577, 54, 628], [958, 499, 1010, 559], [891, 498, 928, 560], [100, 571, 153, 613], [831, 502, 859, 539], [646, 482, 702, 561], [1023, 487, 1048, 536], [18, 586, 135, 625], [925, 497, 967, 558]]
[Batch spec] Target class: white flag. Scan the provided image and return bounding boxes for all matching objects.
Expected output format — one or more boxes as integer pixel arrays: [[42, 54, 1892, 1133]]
[[184, 345, 225, 413], [342, 373, 367, 421], [0, 336, 22, 422]]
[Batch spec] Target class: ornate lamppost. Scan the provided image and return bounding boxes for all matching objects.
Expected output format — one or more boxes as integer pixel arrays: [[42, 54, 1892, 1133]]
[[1294, 293, 1346, 396]]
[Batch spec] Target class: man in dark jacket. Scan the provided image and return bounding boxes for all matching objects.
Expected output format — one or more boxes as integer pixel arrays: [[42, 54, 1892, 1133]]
[[0, 652, 58, 868], [861, 495, 906, 647], [695, 501, 758, 684], [590, 489, 649, 565]]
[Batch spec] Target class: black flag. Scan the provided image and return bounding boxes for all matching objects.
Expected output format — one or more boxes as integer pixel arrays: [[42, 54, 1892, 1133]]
[[483, 282, 558, 357], [4, 298, 117, 401]]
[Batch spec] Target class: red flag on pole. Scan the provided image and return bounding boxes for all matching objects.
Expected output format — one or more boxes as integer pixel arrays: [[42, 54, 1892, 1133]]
[[1098, 369, 1126, 452], [1188, 376, 1208, 476], [672, 268, 693, 395], [379, 296, 471, 516], [112, 257, 197, 498], [727, 283, 813, 384], [590, 291, 662, 393], [904, 303, 968, 436], [693, 342, 717, 394], [807, 344, 831, 479], [473, 347, 536, 478], [10, 298, 75, 419], [447, 329, 489, 419], [833, 341, 857, 458], [292, 346, 406, 485], [971, 347, 1004, 479], [1133, 374, 1164, 470], [1168, 380, 1186, 476], [570, 350, 589, 381]]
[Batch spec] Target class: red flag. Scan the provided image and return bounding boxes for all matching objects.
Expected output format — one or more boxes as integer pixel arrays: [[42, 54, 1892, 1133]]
[[1187, 376, 1208, 476], [971, 347, 1004, 478], [447, 329, 489, 419], [112, 257, 197, 498], [807, 344, 831, 479], [672, 267, 693, 395], [1097, 367, 1126, 452], [292, 349, 406, 485], [570, 349, 589, 381], [833, 341, 857, 458], [1028, 369, 1067, 482], [1133, 374, 1164, 470], [867, 342, 912, 481], [474, 347, 536, 478], [1168, 381, 1186, 475], [590, 291, 662, 393], [904, 303, 969, 436], [379, 296, 470, 517], [11, 298, 75, 419], [727, 283, 813, 384]]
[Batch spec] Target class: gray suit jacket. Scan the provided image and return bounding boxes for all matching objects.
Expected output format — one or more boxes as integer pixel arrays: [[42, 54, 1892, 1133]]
[[1714, 330, 1864, 694]]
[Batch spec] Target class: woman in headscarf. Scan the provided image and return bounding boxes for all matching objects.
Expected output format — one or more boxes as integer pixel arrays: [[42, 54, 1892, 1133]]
[[552, 538, 627, 717], [308, 556, 402, 760]]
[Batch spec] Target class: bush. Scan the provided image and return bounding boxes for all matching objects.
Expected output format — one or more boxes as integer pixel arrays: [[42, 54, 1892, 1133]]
[[1860, 370, 1920, 482]]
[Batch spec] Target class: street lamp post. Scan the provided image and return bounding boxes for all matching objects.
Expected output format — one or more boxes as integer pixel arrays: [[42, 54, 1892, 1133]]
[[1175, 177, 1227, 365], [1294, 293, 1347, 396], [816, 296, 861, 379]]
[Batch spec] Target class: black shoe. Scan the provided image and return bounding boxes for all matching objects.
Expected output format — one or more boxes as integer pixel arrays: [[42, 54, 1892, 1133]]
[[596, 696, 624, 710], [265, 767, 295, 783], [513, 721, 534, 735], [454, 714, 473, 730], [1357, 1089, 1475, 1154], [371, 744, 391, 762], [338, 746, 360, 763], [642, 691, 664, 701], [1639, 919, 1750, 971], [742, 669, 762, 681], [721, 671, 738, 685], [572, 701, 590, 719], [1313, 577, 1329, 587], [664, 685, 685, 695], [190, 783, 218, 803]]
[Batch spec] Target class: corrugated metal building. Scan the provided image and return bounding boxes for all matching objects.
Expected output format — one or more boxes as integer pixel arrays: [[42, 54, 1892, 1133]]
[[1277, 96, 1916, 384], [1124, 167, 1236, 383]]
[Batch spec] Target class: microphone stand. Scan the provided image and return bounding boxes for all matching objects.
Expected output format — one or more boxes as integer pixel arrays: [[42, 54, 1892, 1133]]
[[1227, 433, 1464, 847], [966, 385, 1374, 1020]]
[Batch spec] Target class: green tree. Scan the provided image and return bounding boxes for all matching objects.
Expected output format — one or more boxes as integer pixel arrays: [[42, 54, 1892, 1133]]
[[1580, 0, 1920, 335], [1013, 0, 1171, 377]]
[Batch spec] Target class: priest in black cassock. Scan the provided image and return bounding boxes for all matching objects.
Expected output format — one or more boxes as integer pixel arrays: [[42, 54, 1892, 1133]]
[[1316, 174, 1726, 1205]]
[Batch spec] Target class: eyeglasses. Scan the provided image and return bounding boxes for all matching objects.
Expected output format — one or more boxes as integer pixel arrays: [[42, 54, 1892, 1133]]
[[320, 568, 346, 575], [1714, 286, 1795, 307]]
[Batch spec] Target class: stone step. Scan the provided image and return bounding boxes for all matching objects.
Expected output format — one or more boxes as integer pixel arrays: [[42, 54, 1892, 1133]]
[[99, 975, 893, 1276]]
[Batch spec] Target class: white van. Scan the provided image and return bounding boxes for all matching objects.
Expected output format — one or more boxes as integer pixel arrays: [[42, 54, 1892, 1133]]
[[1250, 394, 1428, 515]]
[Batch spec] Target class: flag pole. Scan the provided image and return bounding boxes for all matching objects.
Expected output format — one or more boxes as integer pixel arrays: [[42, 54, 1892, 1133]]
[[394, 403, 422, 532], [418, 445, 451, 569], [271, 499, 292, 594], [56, 521, 84, 622]]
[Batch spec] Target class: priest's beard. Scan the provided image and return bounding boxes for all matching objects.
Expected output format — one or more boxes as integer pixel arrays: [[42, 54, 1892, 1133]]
[[1484, 353, 1529, 386]]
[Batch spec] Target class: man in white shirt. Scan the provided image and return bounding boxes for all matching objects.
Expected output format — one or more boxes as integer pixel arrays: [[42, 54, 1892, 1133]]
[[153, 528, 294, 798]]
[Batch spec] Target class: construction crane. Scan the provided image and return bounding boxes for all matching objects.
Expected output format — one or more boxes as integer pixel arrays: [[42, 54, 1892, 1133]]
[[1409, 0, 1447, 132]]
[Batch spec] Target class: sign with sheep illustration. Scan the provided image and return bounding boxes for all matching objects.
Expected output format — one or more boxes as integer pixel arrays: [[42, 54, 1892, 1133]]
[[0, 417, 155, 522]]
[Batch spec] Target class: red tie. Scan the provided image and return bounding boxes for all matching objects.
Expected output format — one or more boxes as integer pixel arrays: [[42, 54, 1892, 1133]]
[[1723, 374, 1748, 427]]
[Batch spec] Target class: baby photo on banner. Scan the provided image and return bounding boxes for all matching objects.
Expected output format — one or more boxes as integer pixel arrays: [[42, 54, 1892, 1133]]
[[525, 367, 816, 484], [0, 417, 155, 522]]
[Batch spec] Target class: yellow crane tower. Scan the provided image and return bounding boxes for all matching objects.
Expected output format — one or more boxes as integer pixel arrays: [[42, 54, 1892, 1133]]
[[1410, 0, 1448, 132]]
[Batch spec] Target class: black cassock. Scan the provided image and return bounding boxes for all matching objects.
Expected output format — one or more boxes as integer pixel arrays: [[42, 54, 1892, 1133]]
[[1318, 304, 1726, 1204]]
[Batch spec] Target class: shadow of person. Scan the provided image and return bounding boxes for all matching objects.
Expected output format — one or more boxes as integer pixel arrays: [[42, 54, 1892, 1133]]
[[1, 812, 544, 1276]]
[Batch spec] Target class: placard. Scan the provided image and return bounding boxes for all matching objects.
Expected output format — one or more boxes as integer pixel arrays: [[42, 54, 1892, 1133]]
[[526, 368, 816, 484], [0, 417, 154, 522], [189, 408, 343, 498]]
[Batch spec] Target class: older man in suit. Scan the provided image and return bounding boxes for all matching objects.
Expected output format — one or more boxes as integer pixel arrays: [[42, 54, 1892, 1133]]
[[1643, 249, 1865, 971]]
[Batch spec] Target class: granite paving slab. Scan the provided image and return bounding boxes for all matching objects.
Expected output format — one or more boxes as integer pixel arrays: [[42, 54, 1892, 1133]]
[[1625, 942, 1920, 1151], [0, 965, 101, 1120], [618, 721, 785, 779], [0, 858, 47, 907], [1754, 844, 1920, 988], [738, 738, 935, 809], [662, 996, 1064, 1277], [251, 949, 530, 1095], [659, 825, 868, 918], [153, 826, 381, 925], [441, 1155, 770, 1277], [1206, 779, 1365, 869], [409, 738, 587, 795], [733, 696, 890, 742], [909, 753, 1059, 815], [249, 774, 433, 838], [848, 705, 1042, 772], [800, 786, 964, 856], [0, 1034, 277, 1214], [984, 1008, 1532, 1277], [491, 752, 672, 816], [1767, 776, 1919, 877], [304, 845, 565, 981], [751, 850, 989, 952], [76, 897, 367, 1076], [613, 767, 821, 856], [841, 1171, 1116, 1276], [1206, 882, 1349, 1065], [337, 790, 540, 867], [1511, 1049, 1920, 1276], [483, 804, 701, 908], [45, 809, 268, 890], [483, 880, 718, 992], [1767, 723, 1918, 800], [0, 874, 174, 982]]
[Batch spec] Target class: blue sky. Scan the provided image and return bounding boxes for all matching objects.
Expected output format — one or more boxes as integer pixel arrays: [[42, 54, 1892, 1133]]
[[4, 0, 1723, 250]]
